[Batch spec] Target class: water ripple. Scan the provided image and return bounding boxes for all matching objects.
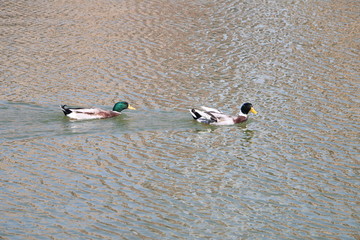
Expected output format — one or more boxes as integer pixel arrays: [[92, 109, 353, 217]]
[[1, 0, 359, 239]]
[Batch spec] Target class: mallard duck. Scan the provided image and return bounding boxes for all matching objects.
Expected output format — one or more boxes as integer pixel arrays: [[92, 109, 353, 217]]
[[189, 103, 257, 125], [61, 101, 136, 120]]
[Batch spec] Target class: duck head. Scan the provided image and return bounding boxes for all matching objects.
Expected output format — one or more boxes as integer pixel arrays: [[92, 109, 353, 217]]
[[113, 102, 136, 112], [240, 103, 257, 115]]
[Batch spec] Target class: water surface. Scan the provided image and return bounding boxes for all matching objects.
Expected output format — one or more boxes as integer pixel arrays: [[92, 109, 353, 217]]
[[1, 0, 359, 239]]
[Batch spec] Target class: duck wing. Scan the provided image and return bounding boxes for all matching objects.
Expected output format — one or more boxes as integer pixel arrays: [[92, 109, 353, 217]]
[[190, 107, 234, 124], [200, 106, 223, 113], [190, 107, 236, 125], [206, 112, 235, 125], [71, 108, 101, 114], [190, 109, 217, 123], [61, 105, 101, 115], [73, 108, 119, 119]]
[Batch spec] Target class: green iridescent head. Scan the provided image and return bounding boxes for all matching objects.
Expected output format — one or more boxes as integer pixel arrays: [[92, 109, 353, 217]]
[[112, 102, 136, 112]]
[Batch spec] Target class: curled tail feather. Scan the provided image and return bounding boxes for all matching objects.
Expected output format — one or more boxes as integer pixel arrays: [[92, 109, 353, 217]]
[[60, 105, 72, 115], [190, 109, 202, 119]]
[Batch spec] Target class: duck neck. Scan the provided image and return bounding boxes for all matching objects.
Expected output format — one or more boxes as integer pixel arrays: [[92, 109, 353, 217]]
[[238, 111, 247, 117]]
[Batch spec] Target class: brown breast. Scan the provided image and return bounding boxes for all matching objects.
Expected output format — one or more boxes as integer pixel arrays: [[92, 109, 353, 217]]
[[99, 111, 121, 119], [234, 116, 247, 123]]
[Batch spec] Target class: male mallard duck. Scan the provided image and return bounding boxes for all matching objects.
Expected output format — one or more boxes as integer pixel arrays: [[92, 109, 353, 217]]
[[61, 101, 136, 120], [189, 103, 257, 125]]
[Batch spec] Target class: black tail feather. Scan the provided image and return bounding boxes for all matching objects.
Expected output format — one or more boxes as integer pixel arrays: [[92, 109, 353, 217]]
[[60, 105, 72, 115], [190, 109, 202, 119]]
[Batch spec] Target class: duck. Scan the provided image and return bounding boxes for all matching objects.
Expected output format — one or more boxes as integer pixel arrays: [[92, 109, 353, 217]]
[[189, 102, 257, 125], [61, 101, 136, 120]]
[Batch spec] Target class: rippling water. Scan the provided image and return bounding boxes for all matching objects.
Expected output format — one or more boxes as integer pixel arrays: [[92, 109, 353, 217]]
[[1, 0, 359, 239]]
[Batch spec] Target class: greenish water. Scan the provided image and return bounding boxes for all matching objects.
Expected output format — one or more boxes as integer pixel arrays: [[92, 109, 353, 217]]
[[1, 0, 359, 239]]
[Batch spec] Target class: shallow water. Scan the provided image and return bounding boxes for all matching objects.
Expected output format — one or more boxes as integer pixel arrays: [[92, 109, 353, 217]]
[[1, 0, 359, 239]]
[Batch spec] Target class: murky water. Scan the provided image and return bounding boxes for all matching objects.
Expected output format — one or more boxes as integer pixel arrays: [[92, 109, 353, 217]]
[[1, 0, 359, 239]]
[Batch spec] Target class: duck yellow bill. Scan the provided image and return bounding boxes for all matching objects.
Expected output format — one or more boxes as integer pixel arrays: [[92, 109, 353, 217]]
[[128, 105, 136, 110], [250, 107, 257, 114]]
